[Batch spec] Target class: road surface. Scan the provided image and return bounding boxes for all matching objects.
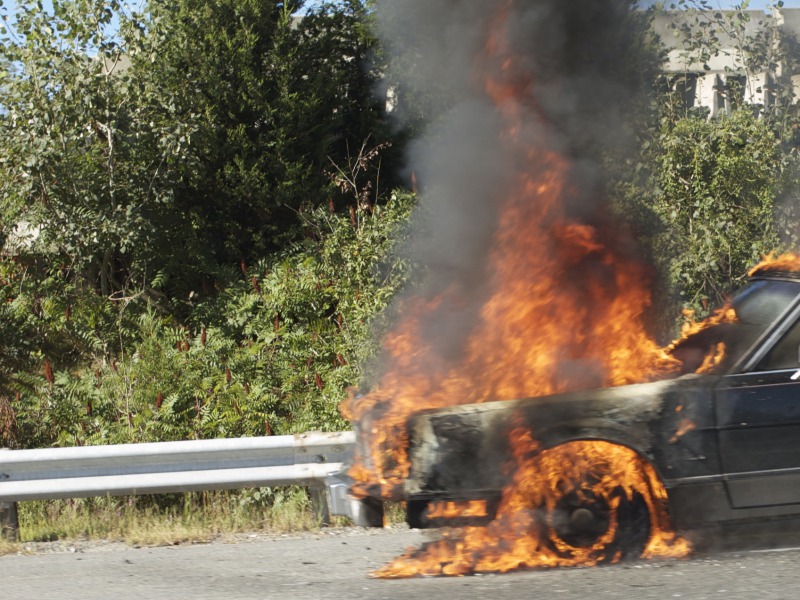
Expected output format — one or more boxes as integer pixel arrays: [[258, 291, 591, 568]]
[[3, 526, 800, 599]]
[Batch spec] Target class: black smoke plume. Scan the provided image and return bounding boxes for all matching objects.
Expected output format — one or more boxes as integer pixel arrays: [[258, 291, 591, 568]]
[[369, 0, 662, 370]]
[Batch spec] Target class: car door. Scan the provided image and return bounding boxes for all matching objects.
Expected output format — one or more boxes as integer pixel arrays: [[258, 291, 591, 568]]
[[716, 300, 800, 508]]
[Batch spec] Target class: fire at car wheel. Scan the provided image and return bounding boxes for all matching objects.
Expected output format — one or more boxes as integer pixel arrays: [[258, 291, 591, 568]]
[[547, 481, 651, 561], [535, 441, 657, 563]]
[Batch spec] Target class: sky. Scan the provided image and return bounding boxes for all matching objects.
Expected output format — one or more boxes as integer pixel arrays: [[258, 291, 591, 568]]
[[720, 1, 800, 6], [642, 0, 800, 7], [4, 0, 800, 34], [4, 1, 800, 16], [6, 0, 800, 12], [744, 1, 800, 5]]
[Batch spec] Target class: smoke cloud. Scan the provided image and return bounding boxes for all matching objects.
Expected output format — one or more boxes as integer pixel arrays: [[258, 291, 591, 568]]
[[372, 0, 658, 369], [344, 0, 679, 506]]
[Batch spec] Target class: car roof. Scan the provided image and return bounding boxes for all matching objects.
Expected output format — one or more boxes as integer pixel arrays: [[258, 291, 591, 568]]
[[748, 272, 800, 283]]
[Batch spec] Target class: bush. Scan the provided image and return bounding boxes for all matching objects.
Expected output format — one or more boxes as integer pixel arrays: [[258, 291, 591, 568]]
[[653, 110, 794, 316], [9, 191, 415, 447]]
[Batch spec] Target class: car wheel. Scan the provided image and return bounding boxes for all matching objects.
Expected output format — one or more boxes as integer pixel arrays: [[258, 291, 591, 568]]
[[537, 441, 657, 563]]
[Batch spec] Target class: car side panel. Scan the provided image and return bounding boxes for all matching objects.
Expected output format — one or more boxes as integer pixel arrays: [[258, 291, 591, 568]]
[[716, 370, 800, 508]]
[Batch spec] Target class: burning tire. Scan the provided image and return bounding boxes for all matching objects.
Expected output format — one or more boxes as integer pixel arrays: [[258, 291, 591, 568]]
[[533, 441, 672, 564], [372, 437, 688, 577], [547, 476, 651, 561]]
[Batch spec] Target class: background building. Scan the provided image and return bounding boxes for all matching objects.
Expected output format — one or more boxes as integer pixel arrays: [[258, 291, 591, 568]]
[[654, 8, 800, 115]]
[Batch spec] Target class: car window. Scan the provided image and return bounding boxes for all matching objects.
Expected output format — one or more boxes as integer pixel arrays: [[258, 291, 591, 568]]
[[756, 315, 800, 371], [726, 280, 800, 371], [671, 279, 800, 374], [732, 280, 800, 326]]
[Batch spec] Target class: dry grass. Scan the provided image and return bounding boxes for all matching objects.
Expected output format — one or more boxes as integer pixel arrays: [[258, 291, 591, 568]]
[[0, 488, 322, 554], [384, 502, 407, 526], [0, 537, 18, 556], [0, 492, 408, 557]]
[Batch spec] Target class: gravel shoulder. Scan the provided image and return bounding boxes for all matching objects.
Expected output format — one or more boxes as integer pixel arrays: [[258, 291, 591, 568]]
[[7, 524, 409, 556]]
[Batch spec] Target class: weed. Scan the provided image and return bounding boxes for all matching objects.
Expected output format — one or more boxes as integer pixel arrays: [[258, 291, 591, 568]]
[[15, 488, 321, 548]]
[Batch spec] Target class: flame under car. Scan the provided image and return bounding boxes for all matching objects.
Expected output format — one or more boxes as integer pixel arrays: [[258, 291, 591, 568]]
[[375, 271, 800, 556]]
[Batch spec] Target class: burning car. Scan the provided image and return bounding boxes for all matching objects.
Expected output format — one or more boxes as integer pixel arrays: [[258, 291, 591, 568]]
[[340, 260, 800, 576], [406, 264, 800, 527], [337, 0, 800, 578]]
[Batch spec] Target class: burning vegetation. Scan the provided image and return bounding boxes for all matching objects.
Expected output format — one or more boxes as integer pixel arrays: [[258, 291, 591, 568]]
[[340, 0, 796, 579]]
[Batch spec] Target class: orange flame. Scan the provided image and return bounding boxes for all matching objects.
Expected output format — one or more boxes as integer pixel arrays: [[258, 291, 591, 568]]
[[344, 0, 681, 504], [426, 500, 489, 520], [674, 307, 738, 343], [374, 430, 689, 578], [695, 343, 727, 375], [748, 252, 800, 277], [339, 0, 778, 577]]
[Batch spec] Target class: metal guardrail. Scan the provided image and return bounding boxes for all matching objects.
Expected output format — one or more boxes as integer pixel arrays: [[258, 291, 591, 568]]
[[0, 432, 354, 501], [0, 432, 365, 539]]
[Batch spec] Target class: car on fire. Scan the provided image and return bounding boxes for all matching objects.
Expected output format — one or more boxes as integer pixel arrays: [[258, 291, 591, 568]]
[[344, 266, 800, 558]]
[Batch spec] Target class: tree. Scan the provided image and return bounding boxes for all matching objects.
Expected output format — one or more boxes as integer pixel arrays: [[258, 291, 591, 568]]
[[0, 0, 395, 307], [654, 110, 791, 313], [0, 0, 171, 298], [0, 0, 410, 448], [137, 0, 396, 291], [10, 190, 415, 447]]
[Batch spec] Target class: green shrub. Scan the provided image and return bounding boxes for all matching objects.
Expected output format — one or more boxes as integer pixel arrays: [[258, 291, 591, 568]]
[[8, 191, 415, 447]]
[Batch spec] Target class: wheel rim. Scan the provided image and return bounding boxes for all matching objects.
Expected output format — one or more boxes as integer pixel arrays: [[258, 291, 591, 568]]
[[550, 489, 613, 548]]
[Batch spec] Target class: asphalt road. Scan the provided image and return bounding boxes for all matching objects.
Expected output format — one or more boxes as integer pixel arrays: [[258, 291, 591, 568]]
[[3, 527, 800, 600]]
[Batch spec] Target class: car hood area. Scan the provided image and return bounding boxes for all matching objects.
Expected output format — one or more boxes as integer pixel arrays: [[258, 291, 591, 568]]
[[404, 374, 715, 497]]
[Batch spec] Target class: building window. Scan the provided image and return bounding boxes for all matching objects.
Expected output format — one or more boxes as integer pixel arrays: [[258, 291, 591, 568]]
[[673, 74, 698, 110], [714, 75, 726, 115], [715, 74, 746, 115], [764, 72, 778, 110]]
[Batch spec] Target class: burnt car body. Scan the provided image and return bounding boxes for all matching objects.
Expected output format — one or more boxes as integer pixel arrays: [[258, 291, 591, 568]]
[[399, 272, 800, 536]]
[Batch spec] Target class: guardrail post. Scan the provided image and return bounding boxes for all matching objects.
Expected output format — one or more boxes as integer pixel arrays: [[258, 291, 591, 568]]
[[1, 449, 19, 541], [0, 500, 19, 542], [310, 484, 331, 526]]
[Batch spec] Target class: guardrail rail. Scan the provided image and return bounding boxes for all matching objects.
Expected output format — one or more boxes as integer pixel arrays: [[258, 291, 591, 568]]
[[0, 431, 380, 541]]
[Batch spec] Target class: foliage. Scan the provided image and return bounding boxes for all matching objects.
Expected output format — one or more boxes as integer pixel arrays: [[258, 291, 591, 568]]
[[610, 3, 800, 326], [653, 110, 793, 314], [137, 0, 396, 281], [0, 0, 396, 306], [0, 0, 164, 298], [0, 0, 413, 449], [10, 191, 415, 448], [0, 255, 122, 448]]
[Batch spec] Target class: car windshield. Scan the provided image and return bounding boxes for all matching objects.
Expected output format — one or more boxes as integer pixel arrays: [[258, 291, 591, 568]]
[[671, 278, 800, 374], [731, 279, 800, 326]]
